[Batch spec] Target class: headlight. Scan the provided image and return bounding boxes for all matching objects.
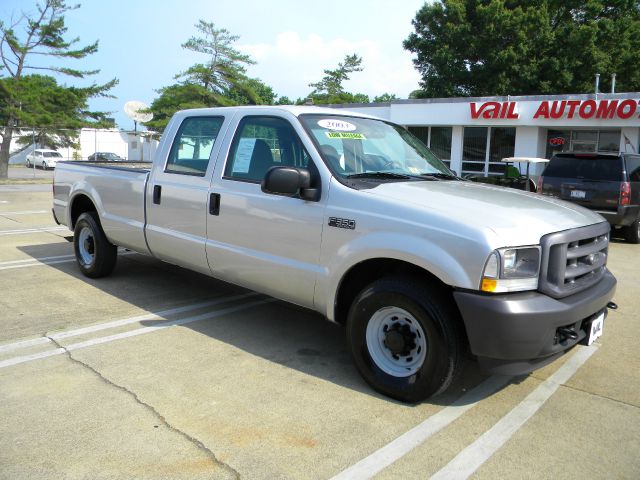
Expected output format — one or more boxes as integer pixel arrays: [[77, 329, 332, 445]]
[[481, 246, 540, 293]]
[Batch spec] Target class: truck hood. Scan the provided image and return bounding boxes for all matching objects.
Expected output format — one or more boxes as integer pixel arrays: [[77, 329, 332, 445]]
[[364, 180, 605, 246]]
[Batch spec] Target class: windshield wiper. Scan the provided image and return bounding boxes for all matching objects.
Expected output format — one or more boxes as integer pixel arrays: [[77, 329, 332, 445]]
[[419, 172, 459, 180], [346, 172, 412, 180]]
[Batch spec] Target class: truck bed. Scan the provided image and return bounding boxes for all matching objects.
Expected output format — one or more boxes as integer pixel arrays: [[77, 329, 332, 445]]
[[53, 161, 151, 255]]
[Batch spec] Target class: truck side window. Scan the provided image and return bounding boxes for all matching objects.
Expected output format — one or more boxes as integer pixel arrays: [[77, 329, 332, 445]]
[[224, 116, 312, 182], [165, 116, 224, 176], [626, 156, 640, 182]]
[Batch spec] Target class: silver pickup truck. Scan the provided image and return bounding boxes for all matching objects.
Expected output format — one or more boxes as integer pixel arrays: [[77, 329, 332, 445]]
[[53, 106, 617, 402]]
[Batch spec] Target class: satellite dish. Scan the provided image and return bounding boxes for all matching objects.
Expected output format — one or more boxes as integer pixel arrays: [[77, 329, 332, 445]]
[[124, 100, 153, 131]]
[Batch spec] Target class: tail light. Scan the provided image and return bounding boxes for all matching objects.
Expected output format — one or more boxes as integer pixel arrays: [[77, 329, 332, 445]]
[[620, 181, 630, 205], [537, 176, 544, 194]]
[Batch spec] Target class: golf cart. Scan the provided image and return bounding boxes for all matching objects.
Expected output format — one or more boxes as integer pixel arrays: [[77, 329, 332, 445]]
[[463, 157, 549, 192]]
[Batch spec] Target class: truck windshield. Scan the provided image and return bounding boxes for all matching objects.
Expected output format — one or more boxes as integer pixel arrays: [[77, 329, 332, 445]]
[[299, 114, 453, 180]]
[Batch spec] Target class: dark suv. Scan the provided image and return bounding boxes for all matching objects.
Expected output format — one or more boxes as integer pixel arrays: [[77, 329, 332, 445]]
[[539, 152, 640, 243]]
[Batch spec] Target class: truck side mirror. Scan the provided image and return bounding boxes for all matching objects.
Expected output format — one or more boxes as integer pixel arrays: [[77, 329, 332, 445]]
[[261, 167, 319, 201]]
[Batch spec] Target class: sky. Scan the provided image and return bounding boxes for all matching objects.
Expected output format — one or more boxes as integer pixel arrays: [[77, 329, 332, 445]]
[[1, 0, 427, 129]]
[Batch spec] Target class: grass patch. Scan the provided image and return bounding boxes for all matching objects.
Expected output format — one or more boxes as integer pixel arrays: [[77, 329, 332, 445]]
[[0, 178, 53, 185]]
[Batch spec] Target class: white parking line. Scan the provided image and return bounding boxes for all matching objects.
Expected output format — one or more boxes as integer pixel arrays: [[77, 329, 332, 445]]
[[0, 297, 274, 369], [0, 226, 67, 236], [329, 375, 513, 480], [429, 346, 598, 480], [0, 250, 135, 271], [0, 210, 48, 215], [0, 292, 259, 353]]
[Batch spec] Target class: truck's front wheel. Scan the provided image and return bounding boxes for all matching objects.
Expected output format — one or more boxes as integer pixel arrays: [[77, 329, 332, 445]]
[[346, 277, 464, 403], [74, 212, 117, 278]]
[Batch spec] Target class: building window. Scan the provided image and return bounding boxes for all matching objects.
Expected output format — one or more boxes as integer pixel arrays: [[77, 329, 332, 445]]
[[488, 127, 516, 174], [462, 126, 516, 176], [545, 129, 621, 158], [430, 127, 452, 163], [408, 126, 452, 167], [462, 127, 487, 174]]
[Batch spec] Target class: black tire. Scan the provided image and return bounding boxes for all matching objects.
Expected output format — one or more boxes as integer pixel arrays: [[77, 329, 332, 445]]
[[42, 161, 47, 170], [26, 160, 31, 168], [346, 276, 465, 403], [73, 212, 117, 278], [623, 218, 640, 244]]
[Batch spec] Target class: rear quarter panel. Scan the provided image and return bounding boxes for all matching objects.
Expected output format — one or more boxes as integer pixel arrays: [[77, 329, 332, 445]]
[[54, 162, 151, 254]]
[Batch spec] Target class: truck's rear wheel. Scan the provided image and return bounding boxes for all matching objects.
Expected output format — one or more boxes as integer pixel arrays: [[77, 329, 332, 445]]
[[74, 212, 117, 278], [623, 218, 640, 244], [346, 277, 464, 403]]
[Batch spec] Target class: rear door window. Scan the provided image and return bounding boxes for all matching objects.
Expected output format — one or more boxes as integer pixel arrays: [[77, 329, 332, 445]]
[[544, 155, 623, 181], [166, 116, 224, 176]]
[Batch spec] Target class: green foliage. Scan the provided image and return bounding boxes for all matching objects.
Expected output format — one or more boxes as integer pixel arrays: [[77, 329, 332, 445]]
[[148, 20, 278, 131], [0, 74, 116, 148], [403, 0, 640, 97], [373, 93, 399, 103], [226, 77, 276, 105], [275, 95, 294, 105], [0, 0, 116, 178], [309, 54, 363, 96], [177, 20, 256, 95], [307, 54, 370, 104]]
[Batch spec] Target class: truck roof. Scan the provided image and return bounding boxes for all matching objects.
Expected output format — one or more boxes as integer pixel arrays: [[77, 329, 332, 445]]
[[174, 105, 380, 120]]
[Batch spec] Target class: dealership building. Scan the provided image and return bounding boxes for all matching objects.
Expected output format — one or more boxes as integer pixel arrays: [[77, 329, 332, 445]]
[[336, 92, 640, 178]]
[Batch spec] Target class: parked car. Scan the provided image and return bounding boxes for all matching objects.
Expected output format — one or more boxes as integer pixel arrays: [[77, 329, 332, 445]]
[[88, 152, 124, 162], [25, 149, 63, 169], [539, 152, 640, 243]]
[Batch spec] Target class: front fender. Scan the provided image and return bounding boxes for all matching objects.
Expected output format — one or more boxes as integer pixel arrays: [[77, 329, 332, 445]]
[[316, 231, 492, 321]]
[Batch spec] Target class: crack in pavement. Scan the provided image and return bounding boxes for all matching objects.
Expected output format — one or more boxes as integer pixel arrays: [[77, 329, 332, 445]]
[[561, 383, 640, 410], [47, 336, 241, 480]]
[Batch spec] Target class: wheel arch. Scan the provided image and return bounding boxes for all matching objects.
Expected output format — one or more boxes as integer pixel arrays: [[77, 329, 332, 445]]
[[333, 258, 458, 326], [70, 193, 98, 229]]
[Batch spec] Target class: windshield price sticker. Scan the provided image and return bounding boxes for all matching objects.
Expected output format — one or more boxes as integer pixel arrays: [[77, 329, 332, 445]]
[[325, 132, 366, 140], [318, 119, 357, 131]]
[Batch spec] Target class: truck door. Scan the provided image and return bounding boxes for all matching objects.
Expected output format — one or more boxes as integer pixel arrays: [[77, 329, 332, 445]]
[[206, 115, 325, 308], [145, 115, 228, 274]]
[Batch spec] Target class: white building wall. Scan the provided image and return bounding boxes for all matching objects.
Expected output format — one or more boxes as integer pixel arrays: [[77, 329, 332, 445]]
[[449, 126, 464, 175]]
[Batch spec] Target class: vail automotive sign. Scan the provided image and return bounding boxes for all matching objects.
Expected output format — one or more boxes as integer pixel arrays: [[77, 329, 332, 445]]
[[470, 99, 640, 120]]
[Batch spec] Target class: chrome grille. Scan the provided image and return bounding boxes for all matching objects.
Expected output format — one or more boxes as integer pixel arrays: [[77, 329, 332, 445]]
[[539, 222, 610, 299]]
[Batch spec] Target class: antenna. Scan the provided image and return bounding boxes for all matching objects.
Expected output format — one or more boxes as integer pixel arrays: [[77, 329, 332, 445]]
[[124, 100, 153, 131]]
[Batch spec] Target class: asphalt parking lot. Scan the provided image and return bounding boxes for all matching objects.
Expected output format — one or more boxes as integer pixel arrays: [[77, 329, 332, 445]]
[[1, 184, 639, 480]]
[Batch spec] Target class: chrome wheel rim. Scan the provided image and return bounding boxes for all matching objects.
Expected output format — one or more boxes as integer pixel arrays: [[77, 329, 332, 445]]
[[365, 306, 427, 377], [78, 226, 95, 266]]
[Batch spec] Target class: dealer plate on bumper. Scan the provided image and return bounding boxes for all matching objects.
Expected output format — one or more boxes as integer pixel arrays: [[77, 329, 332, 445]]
[[587, 312, 605, 345]]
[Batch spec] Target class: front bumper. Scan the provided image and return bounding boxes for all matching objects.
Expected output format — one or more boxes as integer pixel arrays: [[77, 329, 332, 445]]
[[453, 270, 616, 375]]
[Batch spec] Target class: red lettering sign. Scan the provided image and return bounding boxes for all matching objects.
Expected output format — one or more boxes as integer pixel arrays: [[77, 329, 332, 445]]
[[470, 101, 519, 119], [533, 100, 638, 120]]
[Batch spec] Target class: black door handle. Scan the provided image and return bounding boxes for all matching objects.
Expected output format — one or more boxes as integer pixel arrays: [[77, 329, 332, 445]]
[[153, 185, 162, 204], [209, 193, 221, 215]]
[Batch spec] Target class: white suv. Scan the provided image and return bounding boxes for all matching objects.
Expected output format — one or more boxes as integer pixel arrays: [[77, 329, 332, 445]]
[[26, 149, 63, 169]]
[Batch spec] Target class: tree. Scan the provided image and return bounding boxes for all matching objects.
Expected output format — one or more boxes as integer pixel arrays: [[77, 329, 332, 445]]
[[148, 21, 276, 131], [0, 74, 115, 149], [177, 20, 257, 99], [373, 93, 398, 103], [0, 0, 116, 179], [307, 54, 370, 104], [130, 84, 210, 133], [226, 77, 276, 105], [403, 0, 640, 98]]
